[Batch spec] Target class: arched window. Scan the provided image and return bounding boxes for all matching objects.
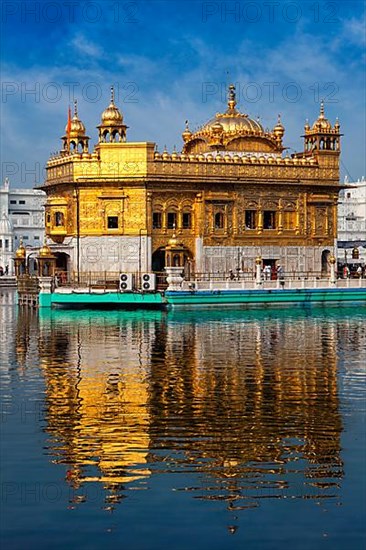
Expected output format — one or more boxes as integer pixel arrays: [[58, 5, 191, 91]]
[[245, 210, 257, 229], [182, 212, 191, 229], [167, 211, 177, 229], [153, 212, 162, 229], [263, 211, 276, 229]]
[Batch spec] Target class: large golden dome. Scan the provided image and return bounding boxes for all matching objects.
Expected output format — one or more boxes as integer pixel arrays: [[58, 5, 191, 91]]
[[202, 85, 264, 134], [182, 85, 284, 155]]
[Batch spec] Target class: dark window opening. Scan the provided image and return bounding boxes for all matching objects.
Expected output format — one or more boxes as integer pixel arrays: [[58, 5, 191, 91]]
[[55, 212, 64, 227], [167, 212, 177, 229], [107, 216, 119, 229], [153, 212, 162, 229], [245, 210, 257, 229], [19, 200, 26, 205], [182, 212, 191, 229], [46, 213, 51, 224], [263, 210, 276, 229], [10, 200, 16, 204], [215, 212, 224, 229]]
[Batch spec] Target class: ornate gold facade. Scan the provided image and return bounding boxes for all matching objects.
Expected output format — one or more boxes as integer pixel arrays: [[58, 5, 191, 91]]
[[41, 87, 342, 274]]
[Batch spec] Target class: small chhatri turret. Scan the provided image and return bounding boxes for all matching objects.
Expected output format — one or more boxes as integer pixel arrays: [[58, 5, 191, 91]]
[[62, 100, 90, 153], [303, 100, 342, 153], [97, 86, 128, 143]]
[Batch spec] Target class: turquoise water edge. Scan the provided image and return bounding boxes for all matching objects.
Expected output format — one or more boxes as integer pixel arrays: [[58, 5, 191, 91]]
[[1, 290, 365, 549]]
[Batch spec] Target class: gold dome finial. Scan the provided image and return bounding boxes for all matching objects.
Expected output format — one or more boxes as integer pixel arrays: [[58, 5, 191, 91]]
[[182, 120, 192, 142], [311, 100, 332, 131], [319, 99, 325, 118], [274, 114, 285, 138], [39, 236, 53, 257], [100, 86, 123, 125], [227, 84, 237, 111], [15, 237, 26, 258], [168, 224, 179, 246], [64, 100, 86, 135]]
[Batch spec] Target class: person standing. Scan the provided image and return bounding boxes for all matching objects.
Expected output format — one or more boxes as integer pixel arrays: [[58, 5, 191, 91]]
[[277, 264, 285, 287], [263, 265, 271, 280]]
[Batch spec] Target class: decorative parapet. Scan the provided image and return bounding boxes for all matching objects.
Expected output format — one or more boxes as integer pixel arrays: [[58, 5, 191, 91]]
[[153, 149, 317, 166], [150, 150, 341, 184]]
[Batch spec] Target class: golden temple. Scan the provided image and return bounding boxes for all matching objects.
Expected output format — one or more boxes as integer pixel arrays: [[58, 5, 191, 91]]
[[41, 85, 342, 275]]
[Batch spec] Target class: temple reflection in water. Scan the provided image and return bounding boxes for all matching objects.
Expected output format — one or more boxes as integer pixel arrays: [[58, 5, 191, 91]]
[[12, 307, 350, 510]]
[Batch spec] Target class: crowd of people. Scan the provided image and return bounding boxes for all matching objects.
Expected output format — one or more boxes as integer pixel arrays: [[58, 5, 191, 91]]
[[339, 264, 365, 279]]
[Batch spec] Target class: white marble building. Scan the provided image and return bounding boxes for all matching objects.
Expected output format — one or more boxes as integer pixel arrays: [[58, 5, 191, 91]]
[[337, 176, 366, 264], [0, 178, 46, 274]]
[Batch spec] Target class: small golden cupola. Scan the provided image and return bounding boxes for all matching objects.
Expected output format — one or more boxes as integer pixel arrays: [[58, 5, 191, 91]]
[[62, 100, 89, 153], [303, 101, 341, 153], [182, 121, 192, 143], [273, 114, 285, 146], [182, 84, 284, 155], [39, 238, 53, 257], [14, 237, 27, 277], [15, 237, 26, 258], [97, 86, 128, 143]]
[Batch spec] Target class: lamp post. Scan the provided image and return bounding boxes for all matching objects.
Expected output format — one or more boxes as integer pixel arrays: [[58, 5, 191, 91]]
[[255, 256, 262, 287]]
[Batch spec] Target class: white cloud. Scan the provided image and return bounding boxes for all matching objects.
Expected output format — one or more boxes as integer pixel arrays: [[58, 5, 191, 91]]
[[71, 34, 104, 59], [1, 22, 365, 187]]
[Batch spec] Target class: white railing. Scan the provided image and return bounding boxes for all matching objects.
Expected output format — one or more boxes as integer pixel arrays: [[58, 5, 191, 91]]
[[181, 276, 366, 291]]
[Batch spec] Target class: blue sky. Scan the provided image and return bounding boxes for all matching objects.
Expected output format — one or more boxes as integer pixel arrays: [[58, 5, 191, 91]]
[[1, 0, 365, 187]]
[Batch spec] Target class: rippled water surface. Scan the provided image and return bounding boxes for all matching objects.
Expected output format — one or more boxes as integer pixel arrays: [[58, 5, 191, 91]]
[[1, 289, 365, 550]]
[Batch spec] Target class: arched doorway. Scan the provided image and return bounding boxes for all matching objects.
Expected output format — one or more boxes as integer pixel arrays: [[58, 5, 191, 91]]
[[54, 252, 70, 283], [321, 249, 331, 276], [152, 248, 166, 271]]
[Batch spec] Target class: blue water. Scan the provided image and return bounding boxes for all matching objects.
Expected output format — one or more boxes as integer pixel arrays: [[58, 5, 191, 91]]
[[1, 290, 365, 549]]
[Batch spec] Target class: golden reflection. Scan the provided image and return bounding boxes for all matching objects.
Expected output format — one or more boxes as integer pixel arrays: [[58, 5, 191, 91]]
[[13, 309, 350, 508]]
